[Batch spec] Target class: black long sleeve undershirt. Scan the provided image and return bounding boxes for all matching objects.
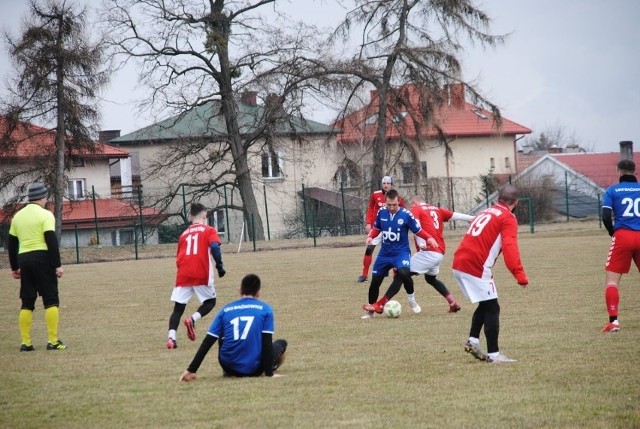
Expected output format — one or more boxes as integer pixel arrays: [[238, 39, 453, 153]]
[[44, 231, 61, 268], [261, 332, 274, 377], [8, 235, 19, 271], [187, 334, 217, 373]]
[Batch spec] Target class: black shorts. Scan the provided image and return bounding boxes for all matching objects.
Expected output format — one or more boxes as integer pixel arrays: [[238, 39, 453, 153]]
[[18, 251, 59, 308]]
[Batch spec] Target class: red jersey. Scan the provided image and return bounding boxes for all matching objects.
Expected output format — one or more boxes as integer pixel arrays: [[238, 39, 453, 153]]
[[365, 190, 406, 225], [411, 203, 454, 254], [175, 223, 221, 287], [452, 203, 526, 281]]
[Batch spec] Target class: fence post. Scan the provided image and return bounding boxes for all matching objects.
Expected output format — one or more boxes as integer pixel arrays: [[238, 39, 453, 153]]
[[528, 197, 534, 234], [74, 223, 80, 264], [133, 222, 139, 260], [263, 184, 271, 241], [565, 171, 570, 221], [340, 181, 348, 236], [182, 184, 187, 222], [92, 185, 100, 246], [138, 185, 145, 244], [312, 207, 317, 247], [224, 185, 230, 243], [251, 213, 256, 252], [302, 183, 309, 238], [597, 192, 602, 229]]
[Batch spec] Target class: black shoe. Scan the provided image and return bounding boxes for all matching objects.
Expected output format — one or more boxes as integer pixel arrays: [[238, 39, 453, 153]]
[[20, 344, 35, 352], [356, 275, 368, 283], [47, 340, 66, 350]]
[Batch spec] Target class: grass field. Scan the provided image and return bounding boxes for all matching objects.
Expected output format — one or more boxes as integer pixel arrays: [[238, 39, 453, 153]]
[[1, 224, 639, 428]]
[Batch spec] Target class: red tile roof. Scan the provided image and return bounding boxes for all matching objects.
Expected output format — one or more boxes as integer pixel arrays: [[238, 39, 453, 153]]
[[1, 198, 166, 230], [0, 116, 129, 160], [552, 152, 640, 189], [335, 83, 532, 144]]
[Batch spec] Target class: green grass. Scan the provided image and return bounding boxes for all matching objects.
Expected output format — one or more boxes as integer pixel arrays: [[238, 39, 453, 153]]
[[1, 225, 639, 428]]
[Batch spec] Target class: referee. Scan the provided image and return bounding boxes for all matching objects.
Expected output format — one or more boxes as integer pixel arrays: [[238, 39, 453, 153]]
[[8, 182, 66, 351]]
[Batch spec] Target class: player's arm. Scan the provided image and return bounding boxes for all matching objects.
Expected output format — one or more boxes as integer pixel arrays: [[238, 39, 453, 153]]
[[209, 242, 225, 277], [8, 234, 19, 271], [451, 212, 474, 222], [180, 334, 218, 382], [501, 220, 528, 286], [601, 206, 614, 236], [366, 227, 381, 246], [365, 194, 377, 227], [261, 332, 275, 377]]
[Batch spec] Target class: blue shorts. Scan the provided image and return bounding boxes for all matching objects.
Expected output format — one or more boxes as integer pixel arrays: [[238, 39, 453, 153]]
[[372, 252, 411, 277]]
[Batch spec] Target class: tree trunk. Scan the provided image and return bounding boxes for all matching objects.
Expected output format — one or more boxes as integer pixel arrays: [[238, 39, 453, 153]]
[[215, 22, 265, 241], [54, 14, 65, 240]]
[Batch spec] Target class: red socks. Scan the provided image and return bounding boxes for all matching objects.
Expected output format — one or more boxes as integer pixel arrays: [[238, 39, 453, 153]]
[[362, 254, 372, 277], [605, 285, 619, 318], [377, 296, 390, 307]]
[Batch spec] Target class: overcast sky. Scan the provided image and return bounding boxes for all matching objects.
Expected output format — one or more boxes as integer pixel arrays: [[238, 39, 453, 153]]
[[1, 0, 638, 153]]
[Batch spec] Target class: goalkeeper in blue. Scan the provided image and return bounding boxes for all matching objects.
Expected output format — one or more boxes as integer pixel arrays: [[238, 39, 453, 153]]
[[179, 274, 287, 380]]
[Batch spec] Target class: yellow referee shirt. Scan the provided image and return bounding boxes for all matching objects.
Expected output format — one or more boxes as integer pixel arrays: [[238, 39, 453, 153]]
[[8, 203, 56, 253]]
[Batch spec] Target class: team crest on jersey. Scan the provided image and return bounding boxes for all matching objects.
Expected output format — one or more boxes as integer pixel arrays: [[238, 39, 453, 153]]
[[397, 219, 404, 225]]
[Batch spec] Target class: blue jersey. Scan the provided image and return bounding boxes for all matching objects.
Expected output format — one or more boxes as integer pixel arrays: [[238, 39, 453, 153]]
[[602, 181, 640, 232], [373, 206, 422, 257], [208, 297, 275, 375]]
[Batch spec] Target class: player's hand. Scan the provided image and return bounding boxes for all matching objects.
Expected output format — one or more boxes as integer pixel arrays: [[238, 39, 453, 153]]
[[55, 267, 64, 278], [426, 238, 439, 249], [366, 237, 373, 246], [365, 224, 372, 234], [216, 265, 226, 278], [179, 371, 197, 382], [12, 269, 20, 279], [516, 275, 529, 287]]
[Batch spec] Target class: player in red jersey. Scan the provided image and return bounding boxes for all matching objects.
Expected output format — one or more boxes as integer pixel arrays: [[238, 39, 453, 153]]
[[409, 195, 473, 312], [357, 176, 405, 283], [452, 185, 528, 364], [166, 203, 226, 349]]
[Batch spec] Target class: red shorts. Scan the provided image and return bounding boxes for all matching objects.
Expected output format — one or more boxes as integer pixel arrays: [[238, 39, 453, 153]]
[[605, 228, 640, 274]]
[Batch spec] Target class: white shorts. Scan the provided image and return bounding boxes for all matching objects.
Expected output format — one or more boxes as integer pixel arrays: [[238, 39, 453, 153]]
[[171, 285, 216, 304], [410, 251, 443, 276], [371, 234, 382, 246], [452, 269, 498, 304]]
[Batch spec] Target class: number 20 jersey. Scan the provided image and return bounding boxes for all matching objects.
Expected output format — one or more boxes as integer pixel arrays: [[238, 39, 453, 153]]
[[602, 181, 640, 232]]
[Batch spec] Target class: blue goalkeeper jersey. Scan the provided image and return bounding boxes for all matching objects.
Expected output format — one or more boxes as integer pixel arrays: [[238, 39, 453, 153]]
[[373, 206, 422, 257], [208, 297, 275, 375], [602, 181, 640, 232]]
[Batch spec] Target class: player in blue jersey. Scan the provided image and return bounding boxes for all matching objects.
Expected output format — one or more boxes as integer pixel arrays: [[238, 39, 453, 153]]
[[600, 158, 640, 333], [179, 274, 287, 380], [361, 189, 438, 318]]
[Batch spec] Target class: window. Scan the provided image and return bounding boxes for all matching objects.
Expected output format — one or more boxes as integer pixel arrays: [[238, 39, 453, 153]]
[[68, 179, 86, 200], [261, 150, 282, 179], [490, 158, 495, 170], [71, 157, 85, 167], [401, 161, 427, 184], [365, 114, 378, 126], [505, 157, 511, 169], [213, 209, 225, 234], [111, 229, 134, 246]]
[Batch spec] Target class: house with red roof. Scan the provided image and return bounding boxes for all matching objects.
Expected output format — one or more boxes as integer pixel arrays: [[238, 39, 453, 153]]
[[334, 83, 532, 212], [471, 141, 638, 218], [0, 117, 166, 247]]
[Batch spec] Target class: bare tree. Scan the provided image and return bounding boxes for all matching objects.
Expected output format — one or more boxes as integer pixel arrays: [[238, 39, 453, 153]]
[[522, 124, 591, 152], [327, 0, 505, 193], [2, 0, 109, 236], [103, 0, 339, 241]]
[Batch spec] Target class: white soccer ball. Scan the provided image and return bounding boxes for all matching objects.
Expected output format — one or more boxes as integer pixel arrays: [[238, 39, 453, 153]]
[[383, 300, 402, 318]]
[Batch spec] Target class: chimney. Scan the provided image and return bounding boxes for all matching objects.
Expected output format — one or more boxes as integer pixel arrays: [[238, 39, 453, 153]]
[[620, 140, 633, 160], [99, 130, 121, 142], [241, 91, 258, 107], [443, 83, 465, 109]]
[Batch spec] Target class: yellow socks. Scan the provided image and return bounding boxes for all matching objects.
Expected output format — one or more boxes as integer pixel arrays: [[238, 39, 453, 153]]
[[19, 309, 33, 346], [44, 306, 60, 344]]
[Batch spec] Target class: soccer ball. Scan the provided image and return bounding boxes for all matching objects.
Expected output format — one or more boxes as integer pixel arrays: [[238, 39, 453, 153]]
[[383, 300, 402, 318]]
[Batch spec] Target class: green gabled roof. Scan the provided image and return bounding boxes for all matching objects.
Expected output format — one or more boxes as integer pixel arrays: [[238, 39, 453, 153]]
[[111, 100, 336, 143]]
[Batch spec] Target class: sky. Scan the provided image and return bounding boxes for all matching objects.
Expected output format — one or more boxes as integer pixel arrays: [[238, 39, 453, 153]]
[[0, 0, 639, 153]]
